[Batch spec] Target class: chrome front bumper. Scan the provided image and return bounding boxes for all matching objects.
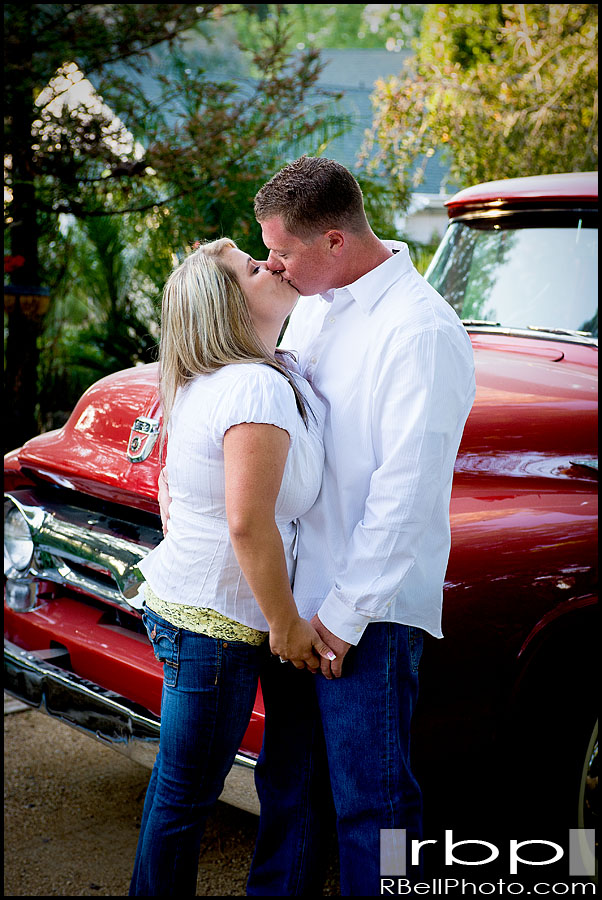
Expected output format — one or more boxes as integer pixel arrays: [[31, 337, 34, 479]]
[[4, 638, 259, 814]]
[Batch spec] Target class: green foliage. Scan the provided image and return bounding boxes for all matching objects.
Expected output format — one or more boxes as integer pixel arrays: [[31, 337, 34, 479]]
[[417, 4, 505, 68], [4, 4, 350, 437], [7, 9, 342, 261], [36, 211, 162, 429], [228, 4, 425, 52], [362, 4, 598, 202]]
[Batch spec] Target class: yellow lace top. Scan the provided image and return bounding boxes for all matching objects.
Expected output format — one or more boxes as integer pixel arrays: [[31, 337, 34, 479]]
[[143, 582, 268, 647]]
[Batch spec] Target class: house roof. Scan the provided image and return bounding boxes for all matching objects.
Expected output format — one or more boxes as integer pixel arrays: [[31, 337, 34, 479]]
[[307, 49, 452, 194]]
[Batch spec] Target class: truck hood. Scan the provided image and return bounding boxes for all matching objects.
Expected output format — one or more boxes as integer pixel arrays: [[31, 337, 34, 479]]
[[16, 337, 598, 509], [17, 364, 163, 513], [456, 334, 597, 479]]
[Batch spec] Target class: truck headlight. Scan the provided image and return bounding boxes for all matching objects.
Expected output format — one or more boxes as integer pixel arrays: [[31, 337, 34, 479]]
[[4, 501, 34, 574]]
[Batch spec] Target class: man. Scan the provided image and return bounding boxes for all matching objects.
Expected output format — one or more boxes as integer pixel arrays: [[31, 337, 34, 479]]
[[246, 157, 475, 896]]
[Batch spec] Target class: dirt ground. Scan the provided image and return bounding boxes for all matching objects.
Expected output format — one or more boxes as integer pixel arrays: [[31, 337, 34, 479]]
[[4, 699, 339, 897]]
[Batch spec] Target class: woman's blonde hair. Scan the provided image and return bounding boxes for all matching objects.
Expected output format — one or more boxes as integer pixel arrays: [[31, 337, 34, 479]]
[[159, 237, 308, 454]]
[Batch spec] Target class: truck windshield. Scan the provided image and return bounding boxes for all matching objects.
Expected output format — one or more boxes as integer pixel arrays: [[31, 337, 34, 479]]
[[424, 213, 598, 337]]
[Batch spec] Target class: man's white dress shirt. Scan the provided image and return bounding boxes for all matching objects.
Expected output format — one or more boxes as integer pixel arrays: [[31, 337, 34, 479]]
[[282, 240, 476, 644]]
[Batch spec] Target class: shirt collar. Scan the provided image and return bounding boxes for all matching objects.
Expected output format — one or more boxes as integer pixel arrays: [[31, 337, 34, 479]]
[[318, 240, 412, 312]]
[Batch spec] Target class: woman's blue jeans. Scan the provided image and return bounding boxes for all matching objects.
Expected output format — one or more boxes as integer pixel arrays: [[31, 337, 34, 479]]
[[129, 605, 262, 897], [247, 622, 424, 896]]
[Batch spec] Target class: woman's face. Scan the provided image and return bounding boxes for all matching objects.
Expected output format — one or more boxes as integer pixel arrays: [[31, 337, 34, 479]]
[[222, 246, 299, 345]]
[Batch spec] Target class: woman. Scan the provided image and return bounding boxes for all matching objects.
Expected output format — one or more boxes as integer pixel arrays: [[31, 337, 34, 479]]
[[129, 238, 332, 896]]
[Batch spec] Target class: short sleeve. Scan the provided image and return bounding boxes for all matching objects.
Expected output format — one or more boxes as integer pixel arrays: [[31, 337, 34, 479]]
[[209, 364, 299, 447]]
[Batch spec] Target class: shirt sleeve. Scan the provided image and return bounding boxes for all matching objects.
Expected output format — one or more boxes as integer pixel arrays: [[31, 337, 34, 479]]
[[209, 364, 299, 447], [317, 327, 476, 644]]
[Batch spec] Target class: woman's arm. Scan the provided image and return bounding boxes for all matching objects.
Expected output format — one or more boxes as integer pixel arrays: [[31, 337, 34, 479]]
[[158, 468, 171, 535], [223, 421, 334, 671]]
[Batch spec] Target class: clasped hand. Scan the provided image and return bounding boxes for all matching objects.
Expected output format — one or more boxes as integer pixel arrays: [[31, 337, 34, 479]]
[[270, 617, 336, 675]]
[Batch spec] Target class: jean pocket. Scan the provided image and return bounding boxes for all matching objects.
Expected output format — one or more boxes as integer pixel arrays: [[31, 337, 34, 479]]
[[407, 626, 424, 674], [142, 609, 180, 687]]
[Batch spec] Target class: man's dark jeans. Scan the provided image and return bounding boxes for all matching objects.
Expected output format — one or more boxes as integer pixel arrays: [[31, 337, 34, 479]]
[[248, 622, 424, 896]]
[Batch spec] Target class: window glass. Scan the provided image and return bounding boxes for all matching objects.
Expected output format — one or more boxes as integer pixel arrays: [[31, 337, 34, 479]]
[[425, 219, 598, 336]]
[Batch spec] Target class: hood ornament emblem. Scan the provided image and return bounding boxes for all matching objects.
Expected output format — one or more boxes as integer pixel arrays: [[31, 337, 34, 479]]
[[127, 416, 160, 463]]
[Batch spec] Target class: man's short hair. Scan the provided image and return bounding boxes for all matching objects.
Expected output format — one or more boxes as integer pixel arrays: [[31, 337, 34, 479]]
[[254, 156, 369, 241]]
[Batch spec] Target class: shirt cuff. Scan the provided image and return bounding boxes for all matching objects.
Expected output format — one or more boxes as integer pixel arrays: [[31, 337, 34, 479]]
[[317, 592, 372, 645]]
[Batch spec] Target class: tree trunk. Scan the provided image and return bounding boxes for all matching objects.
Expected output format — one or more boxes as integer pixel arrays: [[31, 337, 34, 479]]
[[4, 41, 44, 454]]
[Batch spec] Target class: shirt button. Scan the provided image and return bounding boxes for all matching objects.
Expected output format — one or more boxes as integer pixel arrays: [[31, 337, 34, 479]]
[[355, 626, 363, 633], [310, 356, 317, 364], [329, 317, 335, 324]]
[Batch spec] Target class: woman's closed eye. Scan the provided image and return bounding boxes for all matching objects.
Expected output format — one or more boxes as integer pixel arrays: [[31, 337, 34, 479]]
[[246, 255, 262, 276]]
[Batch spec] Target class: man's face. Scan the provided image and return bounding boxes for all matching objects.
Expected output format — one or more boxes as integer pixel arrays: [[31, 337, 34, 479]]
[[261, 216, 339, 297]]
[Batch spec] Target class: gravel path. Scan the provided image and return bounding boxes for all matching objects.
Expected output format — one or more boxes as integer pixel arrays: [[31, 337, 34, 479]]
[[4, 699, 339, 896]]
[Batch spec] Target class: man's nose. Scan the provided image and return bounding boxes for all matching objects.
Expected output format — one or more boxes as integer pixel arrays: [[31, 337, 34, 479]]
[[266, 252, 283, 272]]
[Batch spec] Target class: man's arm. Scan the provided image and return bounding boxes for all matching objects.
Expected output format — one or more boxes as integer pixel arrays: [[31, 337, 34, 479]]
[[316, 328, 475, 662]]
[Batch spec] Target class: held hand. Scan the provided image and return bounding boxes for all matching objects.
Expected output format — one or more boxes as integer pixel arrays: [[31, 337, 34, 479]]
[[158, 467, 172, 536], [270, 617, 336, 673], [310, 614, 352, 679]]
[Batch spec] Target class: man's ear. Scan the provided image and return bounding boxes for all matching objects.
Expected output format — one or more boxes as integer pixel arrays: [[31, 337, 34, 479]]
[[325, 230, 345, 256]]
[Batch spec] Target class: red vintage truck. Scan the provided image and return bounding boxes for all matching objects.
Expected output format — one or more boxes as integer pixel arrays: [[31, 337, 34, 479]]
[[5, 171, 598, 832]]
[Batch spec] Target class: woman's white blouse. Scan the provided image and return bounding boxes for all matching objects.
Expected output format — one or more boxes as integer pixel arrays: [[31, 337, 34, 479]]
[[139, 362, 325, 630]]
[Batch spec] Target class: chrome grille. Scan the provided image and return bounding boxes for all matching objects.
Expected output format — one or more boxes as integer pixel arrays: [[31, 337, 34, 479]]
[[4, 488, 161, 614]]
